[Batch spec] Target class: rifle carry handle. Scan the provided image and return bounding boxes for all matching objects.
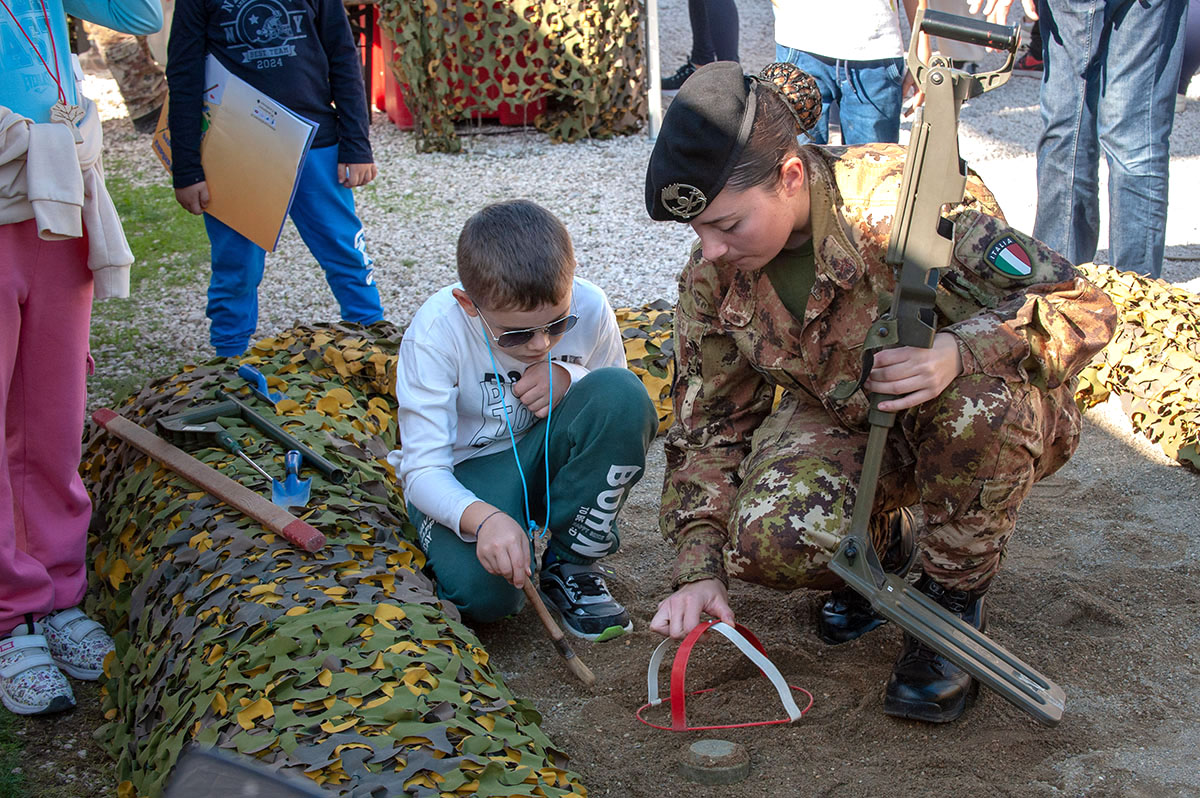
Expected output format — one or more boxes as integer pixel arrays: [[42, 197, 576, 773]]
[[919, 8, 1020, 52]]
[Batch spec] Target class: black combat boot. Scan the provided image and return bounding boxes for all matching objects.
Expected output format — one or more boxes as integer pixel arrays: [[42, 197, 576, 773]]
[[883, 573, 986, 723], [816, 507, 916, 645]]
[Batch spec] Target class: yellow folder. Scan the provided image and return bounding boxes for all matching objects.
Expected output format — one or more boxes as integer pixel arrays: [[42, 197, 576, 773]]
[[152, 54, 318, 252]]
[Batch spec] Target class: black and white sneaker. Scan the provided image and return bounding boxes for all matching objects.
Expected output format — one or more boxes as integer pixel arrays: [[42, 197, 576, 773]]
[[540, 558, 632, 642]]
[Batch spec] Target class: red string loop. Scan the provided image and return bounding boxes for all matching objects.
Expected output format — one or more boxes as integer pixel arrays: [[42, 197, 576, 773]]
[[636, 620, 815, 731]]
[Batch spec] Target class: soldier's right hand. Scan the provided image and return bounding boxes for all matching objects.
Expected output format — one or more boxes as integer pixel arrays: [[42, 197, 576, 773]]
[[650, 578, 735, 640], [175, 181, 210, 215]]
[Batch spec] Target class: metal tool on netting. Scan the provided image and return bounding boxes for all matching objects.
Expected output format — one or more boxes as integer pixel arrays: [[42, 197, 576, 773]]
[[95, 409, 326, 552], [826, 9, 1066, 726], [157, 403, 314, 508], [237, 363, 285, 405], [157, 396, 346, 485], [271, 450, 312, 509]]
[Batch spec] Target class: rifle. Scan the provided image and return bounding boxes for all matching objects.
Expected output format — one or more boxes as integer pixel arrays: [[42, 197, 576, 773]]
[[826, 10, 1066, 726]]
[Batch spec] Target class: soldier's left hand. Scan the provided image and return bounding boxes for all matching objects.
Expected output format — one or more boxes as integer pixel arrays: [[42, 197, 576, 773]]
[[339, 162, 378, 188], [513, 362, 571, 418], [864, 332, 963, 411]]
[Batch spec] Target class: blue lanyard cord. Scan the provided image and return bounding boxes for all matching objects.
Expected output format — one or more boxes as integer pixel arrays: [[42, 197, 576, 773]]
[[480, 330, 552, 540]]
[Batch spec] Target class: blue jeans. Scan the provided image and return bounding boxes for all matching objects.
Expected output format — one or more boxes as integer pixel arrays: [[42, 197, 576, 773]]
[[204, 145, 384, 356], [776, 45, 904, 145], [1036, 0, 1188, 278]]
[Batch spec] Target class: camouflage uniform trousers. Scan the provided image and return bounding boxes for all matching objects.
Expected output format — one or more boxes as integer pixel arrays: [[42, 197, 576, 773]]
[[725, 372, 1082, 593]]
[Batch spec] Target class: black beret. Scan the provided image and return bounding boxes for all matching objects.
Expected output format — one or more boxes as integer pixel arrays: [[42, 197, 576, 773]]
[[645, 62, 758, 222]]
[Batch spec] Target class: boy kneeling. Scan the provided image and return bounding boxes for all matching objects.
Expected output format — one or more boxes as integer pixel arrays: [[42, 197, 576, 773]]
[[390, 200, 657, 640]]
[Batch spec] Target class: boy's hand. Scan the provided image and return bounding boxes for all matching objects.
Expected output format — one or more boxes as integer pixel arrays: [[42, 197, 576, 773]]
[[864, 332, 964, 412], [650, 578, 735, 639], [175, 181, 209, 215], [512, 362, 571, 419], [339, 162, 377, 188], [476, 512, 532, 588]]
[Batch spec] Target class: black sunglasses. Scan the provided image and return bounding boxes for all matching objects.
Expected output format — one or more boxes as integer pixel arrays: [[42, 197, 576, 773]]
[[478, 311, 579, 348]]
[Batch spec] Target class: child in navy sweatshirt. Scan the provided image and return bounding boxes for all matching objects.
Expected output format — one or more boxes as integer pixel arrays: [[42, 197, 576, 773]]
[[166, 0, 384, 356]]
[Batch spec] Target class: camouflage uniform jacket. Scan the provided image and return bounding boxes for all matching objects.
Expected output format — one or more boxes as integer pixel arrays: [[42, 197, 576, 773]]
[[661, 143, 1119, 588]]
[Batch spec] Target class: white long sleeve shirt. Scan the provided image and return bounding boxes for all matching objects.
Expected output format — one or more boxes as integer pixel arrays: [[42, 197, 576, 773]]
[[388, 277, 626, 540]]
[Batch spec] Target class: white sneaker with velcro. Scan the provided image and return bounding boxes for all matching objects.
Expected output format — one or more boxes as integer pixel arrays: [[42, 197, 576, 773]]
[[41, 607, 115, 681], [0, 622, 76, 715]]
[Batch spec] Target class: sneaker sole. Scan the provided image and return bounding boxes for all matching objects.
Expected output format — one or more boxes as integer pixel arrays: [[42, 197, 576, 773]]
[[590, 624, 631, 643], [55, 659, 104, 681], [537, 588, 633, 642], [2, 691, 76, 716]]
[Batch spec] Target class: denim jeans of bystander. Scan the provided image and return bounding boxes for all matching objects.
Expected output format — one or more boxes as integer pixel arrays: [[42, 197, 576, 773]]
[[1035, 0, 1188, 278]]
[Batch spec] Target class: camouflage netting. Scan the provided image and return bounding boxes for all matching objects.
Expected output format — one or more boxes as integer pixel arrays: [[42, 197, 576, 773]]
[[1075, 264, 1200, 471], [83, 323, 587, 798], [616, 301, 675, 436], [377, 0, 645, 152]]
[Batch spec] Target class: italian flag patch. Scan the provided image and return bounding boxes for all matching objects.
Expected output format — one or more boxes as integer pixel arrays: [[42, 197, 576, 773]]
[[985, 235, 1033, 277]]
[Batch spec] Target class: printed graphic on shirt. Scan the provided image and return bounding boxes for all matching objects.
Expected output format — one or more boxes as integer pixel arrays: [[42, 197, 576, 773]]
[[1, 0, 60, 100], [468, 371, 533, 448], [985, 235, 1033, 278], [219, 0, 309, 67]]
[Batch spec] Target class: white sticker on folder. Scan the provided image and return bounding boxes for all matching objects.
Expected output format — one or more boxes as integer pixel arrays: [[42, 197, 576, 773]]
[[252, 99, 279, 129], [205, 82, 226, 105]]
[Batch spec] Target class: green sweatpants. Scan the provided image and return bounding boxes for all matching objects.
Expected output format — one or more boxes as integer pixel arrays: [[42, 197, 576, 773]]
[[407, 367, 657, 623]]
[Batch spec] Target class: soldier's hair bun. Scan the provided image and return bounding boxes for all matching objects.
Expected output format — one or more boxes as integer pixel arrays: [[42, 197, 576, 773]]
[[758, 62, 821, 136]]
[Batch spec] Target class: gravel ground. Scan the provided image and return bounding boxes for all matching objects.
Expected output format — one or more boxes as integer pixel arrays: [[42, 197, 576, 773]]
[[82, 0, 1200, 407]]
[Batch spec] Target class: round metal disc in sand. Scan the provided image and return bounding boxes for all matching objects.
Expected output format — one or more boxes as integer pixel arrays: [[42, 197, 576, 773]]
[[678, 739, 751, 785]]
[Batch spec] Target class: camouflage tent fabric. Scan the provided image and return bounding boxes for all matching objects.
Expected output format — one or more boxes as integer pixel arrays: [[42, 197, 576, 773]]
[[1075, 264, 1200, 471], [377, 0, 645, 152], [84, 323, 587, 798]]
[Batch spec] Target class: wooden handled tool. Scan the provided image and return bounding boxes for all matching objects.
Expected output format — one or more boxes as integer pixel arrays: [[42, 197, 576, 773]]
[[92, 408, 326, 553], [522, 582, 596, 687]]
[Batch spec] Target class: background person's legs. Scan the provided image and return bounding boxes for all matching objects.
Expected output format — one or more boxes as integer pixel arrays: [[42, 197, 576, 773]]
[[775, 46, 837, 144], [689, 0, 740, 65], [1034, 0, 1106, 266], [0, 223, 93, 635], [288, 146, 385, 325], [837, 57, 905, 145], [204, 215, 266, 357], [1096, 0, 1187, 278], [1179, 0, 1200, 95]]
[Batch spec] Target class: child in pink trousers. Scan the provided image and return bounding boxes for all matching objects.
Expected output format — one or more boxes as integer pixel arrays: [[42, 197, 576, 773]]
[[1, 0, 163, 716]]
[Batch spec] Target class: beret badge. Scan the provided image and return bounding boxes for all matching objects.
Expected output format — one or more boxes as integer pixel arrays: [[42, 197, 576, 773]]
[[661, 183, 708, 220]]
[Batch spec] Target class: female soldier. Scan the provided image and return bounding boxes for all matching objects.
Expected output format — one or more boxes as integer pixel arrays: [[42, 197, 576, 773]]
[[645, 62, 1117, 723]]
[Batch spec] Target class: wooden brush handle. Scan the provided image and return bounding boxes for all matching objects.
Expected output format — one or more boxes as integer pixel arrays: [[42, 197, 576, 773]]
[[522, 582, 597, 687]]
